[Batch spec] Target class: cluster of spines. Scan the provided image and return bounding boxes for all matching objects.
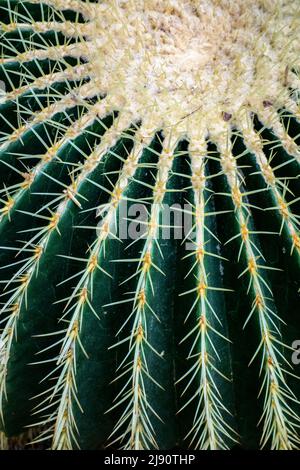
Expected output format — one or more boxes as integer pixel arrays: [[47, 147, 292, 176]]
[[176, 138, 237, 450], [16, 115, 136, 449], [105, 135, 178, 450], [28, 122, 155, 449], [0, 0, 299, 451], [241, 114, 300, 258], [216, 127, 300, 449]]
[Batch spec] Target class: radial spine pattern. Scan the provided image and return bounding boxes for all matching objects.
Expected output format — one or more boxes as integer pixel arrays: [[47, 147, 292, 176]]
[[0, 0, 299, 451]]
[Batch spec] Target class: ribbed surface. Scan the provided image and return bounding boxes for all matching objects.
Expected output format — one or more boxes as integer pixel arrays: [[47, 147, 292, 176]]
[[0, 0, 299, 450]]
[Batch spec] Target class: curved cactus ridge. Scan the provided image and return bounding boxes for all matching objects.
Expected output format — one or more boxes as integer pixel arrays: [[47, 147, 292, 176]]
[[0, 0, 299, 450]]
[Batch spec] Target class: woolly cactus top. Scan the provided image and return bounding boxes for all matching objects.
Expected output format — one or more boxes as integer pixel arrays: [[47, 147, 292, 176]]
[[0, 0, 299, 452], [100, 1, 299, 133], [24, 0, 299, 140]]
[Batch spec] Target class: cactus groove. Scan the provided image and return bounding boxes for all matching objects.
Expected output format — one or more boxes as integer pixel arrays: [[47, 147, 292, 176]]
[[0, 0, 299, 450]]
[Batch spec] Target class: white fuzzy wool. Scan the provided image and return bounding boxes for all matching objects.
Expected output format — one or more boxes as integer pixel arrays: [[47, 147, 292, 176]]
[[72, 0, 300, 138]]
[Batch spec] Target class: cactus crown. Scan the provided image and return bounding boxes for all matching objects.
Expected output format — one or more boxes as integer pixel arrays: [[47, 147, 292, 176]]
[[0, 0, 299, 451]]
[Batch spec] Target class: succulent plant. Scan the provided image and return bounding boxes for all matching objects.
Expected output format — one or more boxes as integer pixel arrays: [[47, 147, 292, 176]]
[[0, 0, 299, 451]]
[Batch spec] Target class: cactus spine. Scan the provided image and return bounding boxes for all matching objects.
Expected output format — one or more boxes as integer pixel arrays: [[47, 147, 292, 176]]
[[0, 0, 299, 450]]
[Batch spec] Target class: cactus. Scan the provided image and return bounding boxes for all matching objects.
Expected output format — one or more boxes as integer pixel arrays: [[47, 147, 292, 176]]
[[0, 0, 299, 451]]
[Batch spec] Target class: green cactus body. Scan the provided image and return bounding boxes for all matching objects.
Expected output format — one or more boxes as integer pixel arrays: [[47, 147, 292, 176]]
[[0, 0, 299, 450]]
